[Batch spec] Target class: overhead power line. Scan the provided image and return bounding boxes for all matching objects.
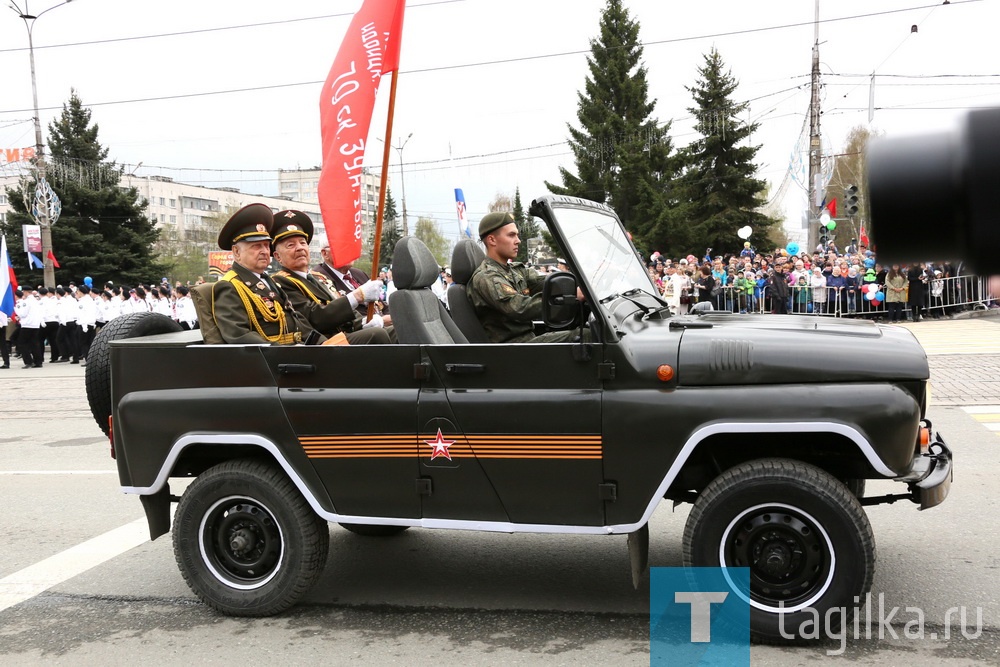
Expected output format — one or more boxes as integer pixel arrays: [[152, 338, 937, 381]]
[[0, 0, 981, 115]]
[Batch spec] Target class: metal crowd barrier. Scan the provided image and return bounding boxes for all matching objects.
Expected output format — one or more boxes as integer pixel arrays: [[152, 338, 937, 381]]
[[670, 275, 994, 319]]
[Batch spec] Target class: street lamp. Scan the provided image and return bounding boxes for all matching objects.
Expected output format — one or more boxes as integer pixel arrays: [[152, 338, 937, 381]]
[[381, 133, 413, 236], [11, 0, 75, 288]]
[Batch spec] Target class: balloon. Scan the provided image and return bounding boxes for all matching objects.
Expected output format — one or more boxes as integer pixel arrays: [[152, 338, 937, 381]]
[[874, 291, 885, 302], [866, 291, 877, 301], [785, 242, 800, 256], [860, 284, 870, 294], [820, 211, 831, 225], [827, 220, 837, 231], [737, 226, 752, 240], [83, 276, 93, 287], [864, 258, 875, 269]]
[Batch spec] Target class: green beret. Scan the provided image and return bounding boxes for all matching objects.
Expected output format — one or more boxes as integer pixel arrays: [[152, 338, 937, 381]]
[[478, 211, 515, 239], [272, 210, 314, 247], [218, 203, 273, 250]]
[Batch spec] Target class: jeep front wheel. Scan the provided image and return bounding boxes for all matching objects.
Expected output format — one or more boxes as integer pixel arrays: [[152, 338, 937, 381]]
[[173, 459, 329, 616], [682, 458, 875, 644]]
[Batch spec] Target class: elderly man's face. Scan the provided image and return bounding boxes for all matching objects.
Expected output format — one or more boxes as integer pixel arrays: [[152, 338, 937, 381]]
[[273, 236, 310, 272], [232, 239, 271, 274]]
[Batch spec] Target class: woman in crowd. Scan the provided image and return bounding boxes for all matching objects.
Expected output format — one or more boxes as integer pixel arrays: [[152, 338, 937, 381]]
[[907, 264, 928, 322], [884, 265, 907, 323], [695, 265, 716, 305], [810, 267, 828, 315]]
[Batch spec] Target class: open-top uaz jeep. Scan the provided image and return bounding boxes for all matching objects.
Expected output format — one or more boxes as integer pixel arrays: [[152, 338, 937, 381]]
[[86, 195, 952, 642]]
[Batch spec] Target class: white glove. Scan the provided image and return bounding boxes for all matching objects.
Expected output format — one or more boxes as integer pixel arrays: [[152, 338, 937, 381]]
[[358, 279, 383, 303], [362, 312, 384, 329]]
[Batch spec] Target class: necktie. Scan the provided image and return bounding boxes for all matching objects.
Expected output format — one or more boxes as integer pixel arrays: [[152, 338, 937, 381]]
[[344, 272, 361, 289]]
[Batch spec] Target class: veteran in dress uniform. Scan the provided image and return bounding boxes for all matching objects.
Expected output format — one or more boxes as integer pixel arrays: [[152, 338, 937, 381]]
[[269, 210, 390, 345], [209, 204, 329, 345], [468, 211, 588, 343]]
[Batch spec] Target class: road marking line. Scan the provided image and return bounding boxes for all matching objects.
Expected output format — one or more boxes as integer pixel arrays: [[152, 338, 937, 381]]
[[0, 518, 149, 613], [0, 470, 117, 475], [962, 406, 1000, 415]]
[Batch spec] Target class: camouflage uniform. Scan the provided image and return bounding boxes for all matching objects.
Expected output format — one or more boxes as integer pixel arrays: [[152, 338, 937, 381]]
[[468, 256, 582, 343]]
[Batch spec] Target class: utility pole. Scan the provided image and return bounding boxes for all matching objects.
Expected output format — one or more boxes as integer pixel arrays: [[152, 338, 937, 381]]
[[14, 0, 74, 288], [391, 134, 413, 237], [806, 0, 823, 254]]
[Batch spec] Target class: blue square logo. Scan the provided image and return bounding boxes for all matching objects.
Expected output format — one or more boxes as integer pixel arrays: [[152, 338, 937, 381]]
[[650, 567, 750, 666]]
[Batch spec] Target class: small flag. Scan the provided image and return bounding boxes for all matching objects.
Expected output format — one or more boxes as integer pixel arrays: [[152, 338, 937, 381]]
[[826, 198, 837, 218], [455, 188, 471, 238], [859, 222, 870, 248], [1, 236, 17, 317], [47, 249, 60, 268], [27, 252, 44, 269]]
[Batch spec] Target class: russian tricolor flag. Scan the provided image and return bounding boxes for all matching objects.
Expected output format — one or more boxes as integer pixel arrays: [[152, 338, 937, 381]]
[[1, 235, 17, 317]]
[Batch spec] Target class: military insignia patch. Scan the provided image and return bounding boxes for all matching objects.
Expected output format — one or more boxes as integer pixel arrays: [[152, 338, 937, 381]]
[[287, 225, 298, 232], [255, 223, 267, 233], [256, 281, 266, 290], [501, 284, 518, 295]]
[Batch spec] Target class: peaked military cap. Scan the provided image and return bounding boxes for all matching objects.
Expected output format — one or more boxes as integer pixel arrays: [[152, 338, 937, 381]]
[[478, 211, 516, 239], [218, 203, 273, 250], [271, 210, 314, 246]]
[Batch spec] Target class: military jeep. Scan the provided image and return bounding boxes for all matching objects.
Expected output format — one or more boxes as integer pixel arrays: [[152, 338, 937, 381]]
[[86, 195, 952, 643]]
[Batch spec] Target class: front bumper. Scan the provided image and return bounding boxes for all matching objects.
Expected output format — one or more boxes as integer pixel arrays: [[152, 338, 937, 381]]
[[893, 423, 953, 510]]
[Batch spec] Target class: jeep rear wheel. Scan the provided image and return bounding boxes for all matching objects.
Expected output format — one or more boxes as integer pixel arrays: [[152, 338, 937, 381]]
[[173, 459, 329, 616], [682, 458, 875, 644]]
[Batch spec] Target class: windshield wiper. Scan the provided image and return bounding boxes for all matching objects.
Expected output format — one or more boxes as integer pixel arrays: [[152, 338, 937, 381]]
[[622, 287, 669, 307]]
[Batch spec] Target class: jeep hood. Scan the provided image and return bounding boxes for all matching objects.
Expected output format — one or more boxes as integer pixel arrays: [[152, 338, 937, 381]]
[[674, 314, 929, 386]]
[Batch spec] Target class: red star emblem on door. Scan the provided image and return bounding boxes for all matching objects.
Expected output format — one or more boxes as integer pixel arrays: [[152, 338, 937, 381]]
[[424, 428, 455, 461]]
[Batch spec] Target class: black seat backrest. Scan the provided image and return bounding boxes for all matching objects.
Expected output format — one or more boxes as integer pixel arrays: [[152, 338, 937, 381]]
[[447, 239, 490, 344], [389, 236, 468, 344]]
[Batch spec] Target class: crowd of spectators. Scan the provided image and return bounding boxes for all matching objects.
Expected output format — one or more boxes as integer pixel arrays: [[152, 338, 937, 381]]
[[2, 277, 200, 370], [641, 239, 987, 320]]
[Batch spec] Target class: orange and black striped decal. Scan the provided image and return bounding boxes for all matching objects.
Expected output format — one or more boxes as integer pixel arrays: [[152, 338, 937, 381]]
[[300, 434, 602, 460]]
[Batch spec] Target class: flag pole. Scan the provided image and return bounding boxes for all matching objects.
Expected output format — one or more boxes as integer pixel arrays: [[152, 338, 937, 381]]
[[368, 69, 400, 320]]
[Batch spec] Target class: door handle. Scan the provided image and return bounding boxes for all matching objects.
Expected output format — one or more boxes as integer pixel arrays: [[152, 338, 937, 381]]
[[278, 363, 316, 375], [445, 363, 485, 374]]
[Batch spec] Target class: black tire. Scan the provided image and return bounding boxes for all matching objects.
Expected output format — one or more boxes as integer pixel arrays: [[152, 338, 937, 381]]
[[338, 523, 410, 537], [172, 458, 330, 616], [85, 312, 182, 435], [682, 458, 875, 644]]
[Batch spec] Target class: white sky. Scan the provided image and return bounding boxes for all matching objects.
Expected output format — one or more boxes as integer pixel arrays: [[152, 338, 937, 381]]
[[1, 0, 997, 248]]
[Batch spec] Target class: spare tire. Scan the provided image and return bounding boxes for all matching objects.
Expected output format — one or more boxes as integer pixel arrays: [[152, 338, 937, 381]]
[[85, 312, 183, 435]]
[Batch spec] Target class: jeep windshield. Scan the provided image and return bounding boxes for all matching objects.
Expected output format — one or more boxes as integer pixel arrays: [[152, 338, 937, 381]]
[[551, 204, 663, 307]]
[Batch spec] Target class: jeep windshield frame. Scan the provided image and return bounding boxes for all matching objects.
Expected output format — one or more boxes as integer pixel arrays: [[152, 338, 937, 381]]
[[532, 195, 666, 336]]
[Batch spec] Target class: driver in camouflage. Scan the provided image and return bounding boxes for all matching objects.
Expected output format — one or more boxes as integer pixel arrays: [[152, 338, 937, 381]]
[[468, 212, 588, 343]]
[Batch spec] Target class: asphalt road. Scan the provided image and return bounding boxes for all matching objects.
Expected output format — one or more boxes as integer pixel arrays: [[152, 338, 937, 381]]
[[1, 342, 998, 666]]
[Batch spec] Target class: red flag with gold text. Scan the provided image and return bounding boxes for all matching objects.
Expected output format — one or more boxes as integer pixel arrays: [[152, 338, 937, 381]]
[[318, 0, 406, 267]]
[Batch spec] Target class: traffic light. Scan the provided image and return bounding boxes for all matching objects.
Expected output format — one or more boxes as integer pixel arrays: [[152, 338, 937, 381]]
[[844, 185, 860, 217]]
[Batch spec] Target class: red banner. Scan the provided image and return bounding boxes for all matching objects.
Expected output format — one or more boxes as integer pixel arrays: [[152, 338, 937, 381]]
[[318, 0, 406, 267]]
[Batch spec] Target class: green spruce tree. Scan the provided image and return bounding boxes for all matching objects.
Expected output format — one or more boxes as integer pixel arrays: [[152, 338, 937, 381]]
[[546, 0, 677, 239], [2, 91, 166, 286], [512, 187, 538, 264], [676, 49, 777, 256], [378, 187, 403, 267]]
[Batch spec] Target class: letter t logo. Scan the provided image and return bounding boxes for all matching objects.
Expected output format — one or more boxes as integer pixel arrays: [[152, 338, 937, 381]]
[[674, 591, 729, 642]]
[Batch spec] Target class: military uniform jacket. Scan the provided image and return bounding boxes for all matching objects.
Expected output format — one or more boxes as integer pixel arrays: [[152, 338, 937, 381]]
[[211, 262, 319, 345], [468, 256, 544, 343], [272, 268, 362, 337]]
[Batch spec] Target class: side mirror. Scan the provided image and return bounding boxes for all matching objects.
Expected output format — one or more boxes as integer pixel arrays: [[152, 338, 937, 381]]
[[542, 271, 580, 330]]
